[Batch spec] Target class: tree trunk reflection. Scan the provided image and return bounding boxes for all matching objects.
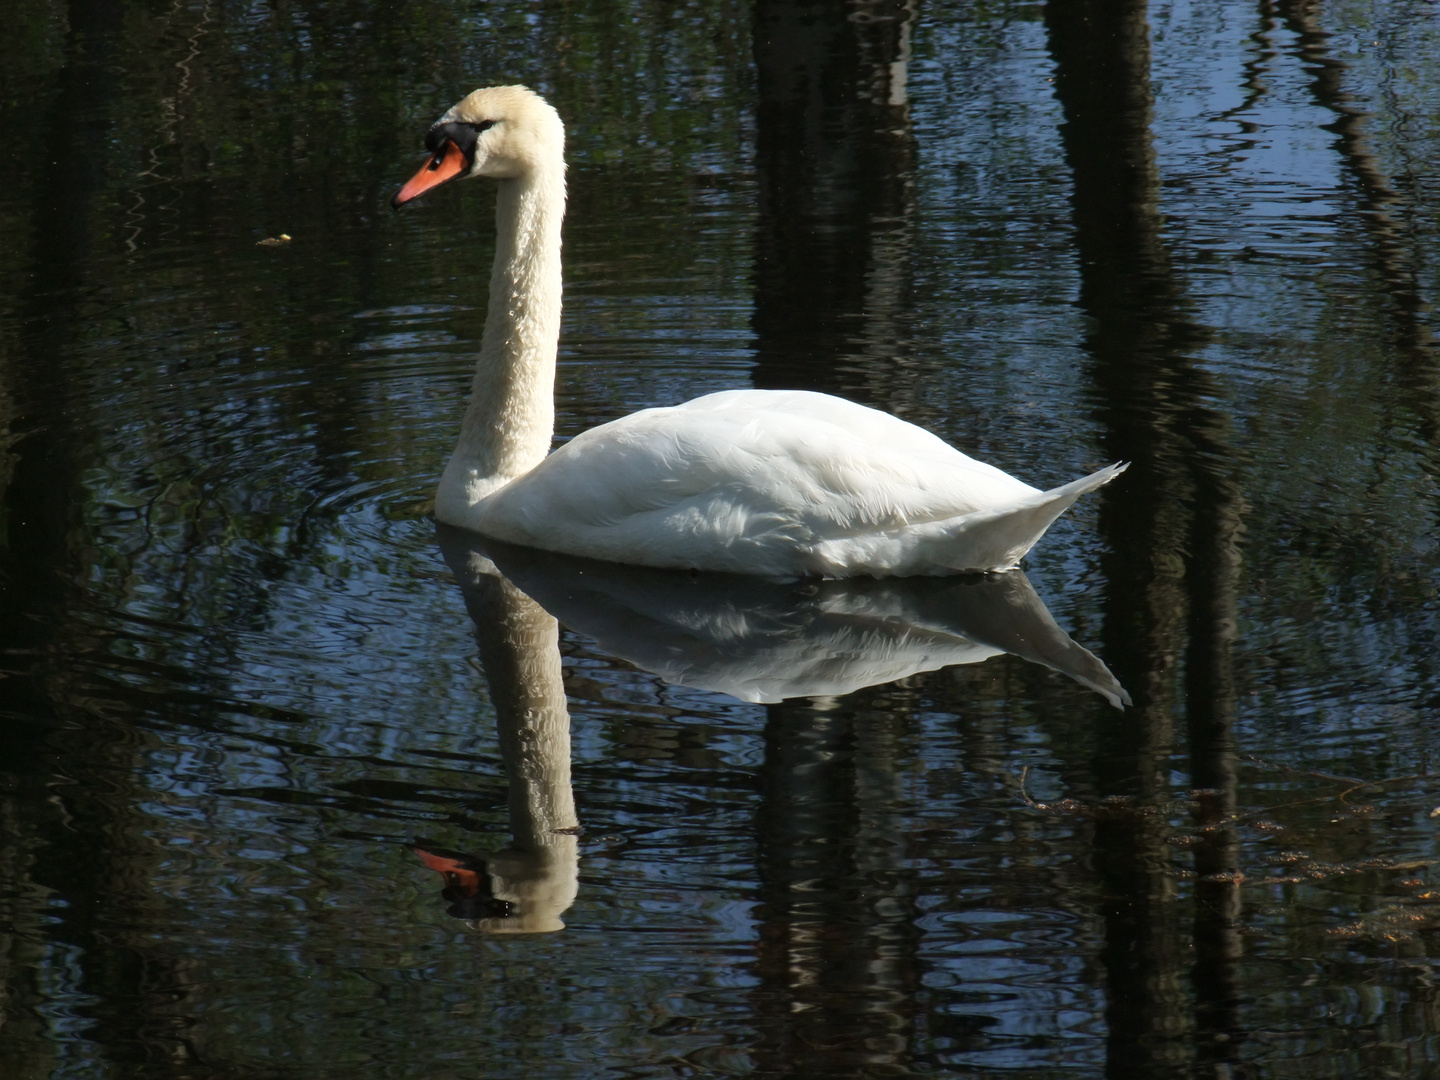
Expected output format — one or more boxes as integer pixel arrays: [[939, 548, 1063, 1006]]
[[1046, 0, 1247, 1074], [751, 0, 919, 405]]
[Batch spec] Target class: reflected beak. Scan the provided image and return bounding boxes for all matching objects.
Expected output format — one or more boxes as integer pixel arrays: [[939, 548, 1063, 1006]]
[[413, 845, 483, 896], [391, 139, 469, 209]]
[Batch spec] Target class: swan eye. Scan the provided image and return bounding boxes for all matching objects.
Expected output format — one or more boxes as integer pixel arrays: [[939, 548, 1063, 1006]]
[[393, 117, 500, 208], [423, 120, 495, 163]]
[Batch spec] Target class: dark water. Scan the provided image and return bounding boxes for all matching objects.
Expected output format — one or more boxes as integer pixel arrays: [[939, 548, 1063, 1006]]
[[3, 0, 1440, 1077]]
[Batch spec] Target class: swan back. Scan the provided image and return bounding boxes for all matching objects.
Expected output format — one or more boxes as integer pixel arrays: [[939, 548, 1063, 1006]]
[[473, 389, 1123, 578]]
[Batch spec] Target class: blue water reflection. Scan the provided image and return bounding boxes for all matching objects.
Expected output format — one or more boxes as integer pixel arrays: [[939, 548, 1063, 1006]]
[[4, 0, 1440, 1077]]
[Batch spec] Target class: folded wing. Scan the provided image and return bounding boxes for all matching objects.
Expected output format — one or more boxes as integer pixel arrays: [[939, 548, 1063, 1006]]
[[476, 389, 1123, 578]]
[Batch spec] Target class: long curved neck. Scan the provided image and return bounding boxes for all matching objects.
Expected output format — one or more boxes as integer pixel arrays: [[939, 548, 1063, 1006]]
[[439, 166, 565, 515]]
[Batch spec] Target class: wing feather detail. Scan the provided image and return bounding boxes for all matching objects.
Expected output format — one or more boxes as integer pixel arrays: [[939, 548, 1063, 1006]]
[[474, 390, 1118, 578]]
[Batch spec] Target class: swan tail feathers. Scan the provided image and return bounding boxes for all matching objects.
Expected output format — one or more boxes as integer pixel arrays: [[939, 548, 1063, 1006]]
[[931, 461, 1128, 573]]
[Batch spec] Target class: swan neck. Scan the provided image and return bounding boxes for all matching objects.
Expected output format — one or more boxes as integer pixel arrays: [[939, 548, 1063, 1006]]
[[443, 167, 565, 508]]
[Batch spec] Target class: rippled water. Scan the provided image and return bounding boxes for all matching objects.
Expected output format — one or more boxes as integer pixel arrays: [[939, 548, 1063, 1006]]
[[4, 1, 1440, 1077]]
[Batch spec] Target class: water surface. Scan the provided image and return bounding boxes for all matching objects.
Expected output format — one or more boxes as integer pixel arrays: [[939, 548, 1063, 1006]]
[[3, 1, 1440, 1077]]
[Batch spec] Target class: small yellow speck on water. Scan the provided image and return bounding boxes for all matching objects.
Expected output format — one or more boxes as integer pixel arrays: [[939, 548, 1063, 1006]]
[[257, 234, 293, 247]]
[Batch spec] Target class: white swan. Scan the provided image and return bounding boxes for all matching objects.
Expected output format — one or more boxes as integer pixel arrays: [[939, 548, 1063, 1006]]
[[393, 85, 1124, 579]]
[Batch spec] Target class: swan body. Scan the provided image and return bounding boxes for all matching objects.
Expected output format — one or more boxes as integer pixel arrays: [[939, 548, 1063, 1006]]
[[394, 85, 1124, 579], [473, 389, 1124, 578]]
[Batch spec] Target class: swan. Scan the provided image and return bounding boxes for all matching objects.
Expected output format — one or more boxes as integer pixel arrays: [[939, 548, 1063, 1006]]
[[393, 85, 1125, 578]]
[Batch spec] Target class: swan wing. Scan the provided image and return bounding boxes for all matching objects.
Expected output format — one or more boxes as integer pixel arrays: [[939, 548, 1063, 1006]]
[[474, 390, 1114, 578]]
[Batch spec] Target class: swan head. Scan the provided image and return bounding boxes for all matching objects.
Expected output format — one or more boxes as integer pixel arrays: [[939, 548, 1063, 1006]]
[[391, 85, 564, 209]]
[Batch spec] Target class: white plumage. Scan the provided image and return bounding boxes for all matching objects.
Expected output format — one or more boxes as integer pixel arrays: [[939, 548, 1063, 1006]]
[[477, 390, 1123, 577], [394, 86, 1124, 579]]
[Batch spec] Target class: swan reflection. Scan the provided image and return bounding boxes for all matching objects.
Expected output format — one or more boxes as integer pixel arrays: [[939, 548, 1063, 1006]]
[[417, 527, 1127, 932], [439, 525, 1130, 709]]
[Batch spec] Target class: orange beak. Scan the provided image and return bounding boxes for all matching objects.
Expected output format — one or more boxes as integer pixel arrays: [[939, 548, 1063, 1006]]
[[413, 847, 482, 896], [391, 139, 469, 209]]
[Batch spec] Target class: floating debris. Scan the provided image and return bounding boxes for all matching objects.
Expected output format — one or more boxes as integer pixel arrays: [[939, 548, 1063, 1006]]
[[257, 233, 292, 247]]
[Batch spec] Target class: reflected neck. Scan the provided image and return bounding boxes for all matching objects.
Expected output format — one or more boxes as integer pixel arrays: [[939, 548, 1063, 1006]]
[[468, 564, 580, 932], [438, 166, 565, 519], [470, 566, 579, 848]]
